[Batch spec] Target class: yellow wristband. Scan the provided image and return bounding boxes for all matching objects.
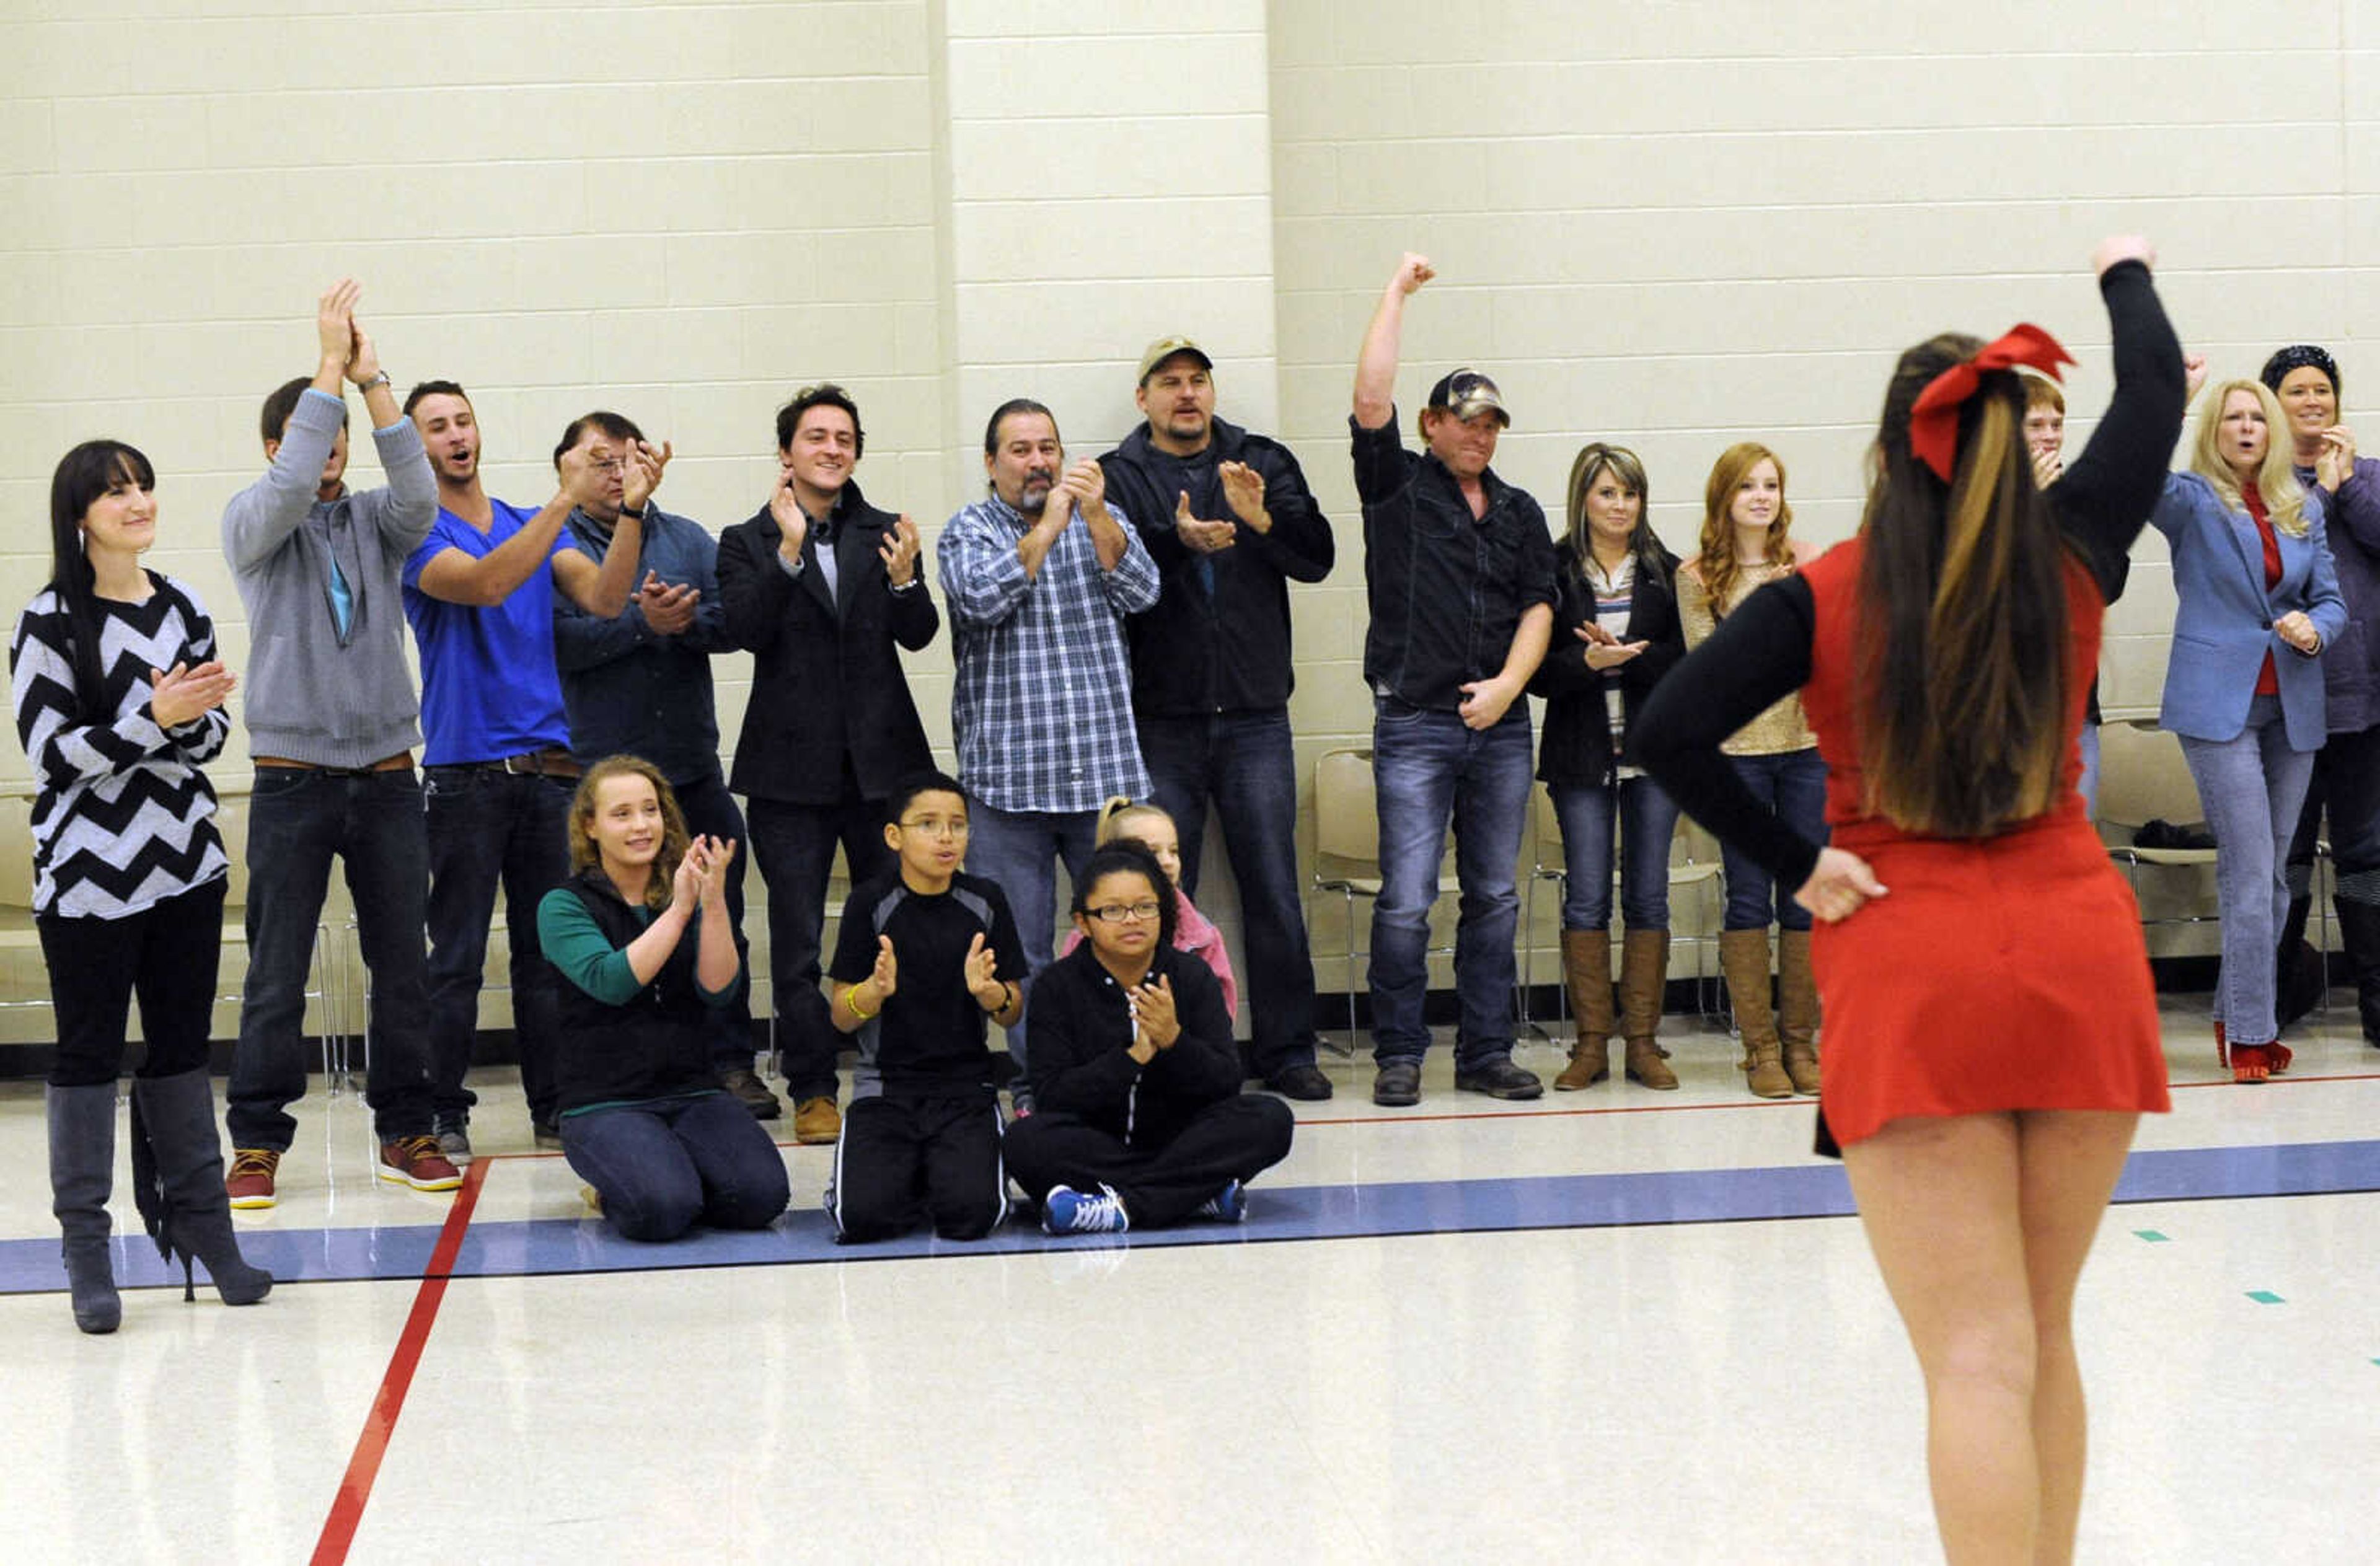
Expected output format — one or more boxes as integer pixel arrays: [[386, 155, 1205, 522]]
[[844, 983, 877, 1021]]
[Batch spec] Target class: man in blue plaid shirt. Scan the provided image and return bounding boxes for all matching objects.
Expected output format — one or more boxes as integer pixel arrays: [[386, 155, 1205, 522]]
[[936, 398, 1161, 1106]]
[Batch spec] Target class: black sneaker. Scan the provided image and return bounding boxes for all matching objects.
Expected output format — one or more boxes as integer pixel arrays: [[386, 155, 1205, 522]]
[[1264, 1064, 1334, 1101], [532, 1119, 564, 1151], [1454, 1058, 1544, 1100], [1372, 1059, 1422, 1107]]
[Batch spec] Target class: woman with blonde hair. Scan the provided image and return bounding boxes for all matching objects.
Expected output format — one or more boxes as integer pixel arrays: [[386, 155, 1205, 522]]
[[1640, 236, 2184, 1565], [2152, 372, 2346, 1081], [1528, 442, 1688, 1090], [537, 754, 789, 1239], [1675, 441, 1825, 1098]]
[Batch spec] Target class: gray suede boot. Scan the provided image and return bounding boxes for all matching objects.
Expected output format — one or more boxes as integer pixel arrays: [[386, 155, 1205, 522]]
[[130, 1067, 272, 1307], [47, 1083, 121, 1334]]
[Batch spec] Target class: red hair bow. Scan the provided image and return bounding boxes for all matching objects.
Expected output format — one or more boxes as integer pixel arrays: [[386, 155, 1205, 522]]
[[1907, 323, 2074, 482]]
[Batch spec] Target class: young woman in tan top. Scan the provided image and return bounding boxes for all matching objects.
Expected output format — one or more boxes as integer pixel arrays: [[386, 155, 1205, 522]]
[[1676, 442, 1827, 1099]]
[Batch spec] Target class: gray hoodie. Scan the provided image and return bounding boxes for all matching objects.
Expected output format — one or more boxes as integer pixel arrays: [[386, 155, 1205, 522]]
[[220, 388, 437, 767]]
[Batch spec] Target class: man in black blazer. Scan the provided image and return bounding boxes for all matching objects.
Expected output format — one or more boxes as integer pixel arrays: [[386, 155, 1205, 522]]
[[717, 384, 940, 1144]]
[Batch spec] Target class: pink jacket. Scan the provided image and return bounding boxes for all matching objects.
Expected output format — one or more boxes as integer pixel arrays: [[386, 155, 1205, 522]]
[[1059, 889, 1239, 1020]]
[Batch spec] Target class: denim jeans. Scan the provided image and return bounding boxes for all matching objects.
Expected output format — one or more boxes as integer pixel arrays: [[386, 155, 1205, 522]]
[[2076, 722, 2104, 821], [670, 767, 756, 1074], [745, 786, 894, 1103], [422, 765, 574, 1129], [1368, 698, 1533, 1068], [2180, 695, 2317, 1045], [961, 798, 1099, 1080], [1551, 774, 1683, 931], [560, 1091, 790, 1242], [227, 766, 434, 1149], [1137, 708, 1321, 1076], [1719, 749, 1829, 931]]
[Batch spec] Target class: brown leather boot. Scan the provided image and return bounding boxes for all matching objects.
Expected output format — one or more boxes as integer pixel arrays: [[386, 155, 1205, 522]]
[[1778, 928, 1821, 1096], [1618, 928, 1677, 1089], [1554, 928, 1614, 1090], [1721, 928, 1792, 1099]]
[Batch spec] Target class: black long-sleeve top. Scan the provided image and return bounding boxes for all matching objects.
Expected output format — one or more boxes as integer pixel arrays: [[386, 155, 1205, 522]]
[[1635, 260, 2185, 891], [1023, 943, 1243, 1148], [1528, 538, 1687, 786]]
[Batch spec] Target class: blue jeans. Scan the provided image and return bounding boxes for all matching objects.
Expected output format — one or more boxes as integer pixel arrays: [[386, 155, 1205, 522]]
[[1137, 708, 1320, 1076], [962, 798, 1098, 1081], [2180, 695, 2317, 1045], [1368, 698, 1533, 1068], [2076, 722, 2104, 821], [1719, 749, 1828, 931], [669, 767, 756, 1075], [560, 1091, 790, 1242], [1551, 774, 1682, 931], [422, 765, 574, 1129], [746, 785, 894, 1102], [227, 766, 434, 1149]]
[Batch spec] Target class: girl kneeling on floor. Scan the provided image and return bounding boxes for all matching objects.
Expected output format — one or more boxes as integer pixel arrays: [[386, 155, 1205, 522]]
[[539, 755, 790, 1241]]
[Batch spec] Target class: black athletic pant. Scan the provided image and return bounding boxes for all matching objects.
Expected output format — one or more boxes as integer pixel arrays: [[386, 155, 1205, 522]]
[[1003, 1095, 1294, 1228], [830, 1092, 1007, 1243]]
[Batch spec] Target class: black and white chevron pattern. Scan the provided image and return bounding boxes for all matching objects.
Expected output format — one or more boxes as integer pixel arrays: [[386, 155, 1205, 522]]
[[9, 574, 229, 918]]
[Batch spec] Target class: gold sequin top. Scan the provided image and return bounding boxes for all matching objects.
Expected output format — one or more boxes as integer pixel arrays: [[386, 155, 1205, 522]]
[[1675, 558, 1819, 756]]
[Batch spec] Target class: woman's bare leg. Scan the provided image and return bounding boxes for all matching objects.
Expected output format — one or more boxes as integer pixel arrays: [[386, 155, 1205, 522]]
[[1844, 1113, 2038, 1564], [2014, 1109, 2139, 1565]]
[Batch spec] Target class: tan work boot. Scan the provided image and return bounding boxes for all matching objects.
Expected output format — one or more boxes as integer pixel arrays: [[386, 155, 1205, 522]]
[[1721, 928, 1794, 1099], [1554, 928, 1614, 1090], [1778, 928, 1822, 1096], [1618, 928, 1678, 1090]]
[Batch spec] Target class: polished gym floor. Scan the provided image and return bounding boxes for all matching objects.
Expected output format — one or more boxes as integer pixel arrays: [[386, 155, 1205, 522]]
[[2, 996, 2375, 1564]]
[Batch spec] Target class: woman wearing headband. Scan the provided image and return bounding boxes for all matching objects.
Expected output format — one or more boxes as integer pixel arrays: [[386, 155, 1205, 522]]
[[2153, 364, 2345, 1081], [2262, 345, 2380, 1049], [1639, 237, 2182, 1562]]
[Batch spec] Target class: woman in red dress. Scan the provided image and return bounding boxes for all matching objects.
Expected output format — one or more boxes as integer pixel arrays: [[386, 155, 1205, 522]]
[[1640, 236, 2184, 1564]]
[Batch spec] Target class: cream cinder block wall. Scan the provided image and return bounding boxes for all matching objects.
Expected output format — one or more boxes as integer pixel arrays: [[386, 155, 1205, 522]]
[[6, 0, 2380, 1036]]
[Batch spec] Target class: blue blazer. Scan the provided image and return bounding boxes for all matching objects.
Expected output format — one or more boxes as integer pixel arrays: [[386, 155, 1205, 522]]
[[2150, 472, 2346, 749]]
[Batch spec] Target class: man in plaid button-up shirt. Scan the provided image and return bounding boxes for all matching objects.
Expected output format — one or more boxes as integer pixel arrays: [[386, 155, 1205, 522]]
[[936, 397, 1160, 1104]]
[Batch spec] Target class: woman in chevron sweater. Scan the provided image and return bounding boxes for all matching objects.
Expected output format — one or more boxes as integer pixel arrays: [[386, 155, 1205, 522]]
[[10, 440, 271, 1334]]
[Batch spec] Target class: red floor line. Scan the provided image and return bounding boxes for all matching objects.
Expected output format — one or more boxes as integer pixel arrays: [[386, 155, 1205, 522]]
[[309, 1156, 491, 1566]]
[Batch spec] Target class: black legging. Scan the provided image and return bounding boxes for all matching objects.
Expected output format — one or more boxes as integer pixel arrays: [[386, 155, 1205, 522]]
[[36, 878, 226, 1087]]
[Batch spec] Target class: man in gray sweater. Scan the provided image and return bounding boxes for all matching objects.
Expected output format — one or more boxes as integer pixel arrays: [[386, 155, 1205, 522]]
[[219, 281, 459, 1206]]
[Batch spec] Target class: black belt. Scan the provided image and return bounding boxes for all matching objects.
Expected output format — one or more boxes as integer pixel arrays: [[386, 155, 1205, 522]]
[[434, 748, 584, 780]]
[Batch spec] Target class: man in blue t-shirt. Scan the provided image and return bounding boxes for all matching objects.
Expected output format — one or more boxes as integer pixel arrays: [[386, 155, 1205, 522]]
[[402, 380, 651, 1160]]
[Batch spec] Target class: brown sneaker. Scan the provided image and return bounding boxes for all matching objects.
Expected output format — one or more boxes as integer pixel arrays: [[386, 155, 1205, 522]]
[[721, 1067, 784, 1120], [226, 1148, 280, 1210], [792, 1095, 842, 1145], [377, 1135, 463, 1193]]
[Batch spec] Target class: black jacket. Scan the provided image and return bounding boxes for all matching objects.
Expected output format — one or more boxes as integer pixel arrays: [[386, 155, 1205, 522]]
[[716, 478, 939, 805], [1528, 538, 1686, 786], [1098, 416, 1334, 716], [1023, 943, 1241, 1148], [549, 869, 721, 1117]]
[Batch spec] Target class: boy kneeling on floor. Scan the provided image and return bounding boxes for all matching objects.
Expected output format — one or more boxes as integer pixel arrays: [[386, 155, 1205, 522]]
[[826, 771, 1028, 1241], [1007, 839, 1295, 1234]]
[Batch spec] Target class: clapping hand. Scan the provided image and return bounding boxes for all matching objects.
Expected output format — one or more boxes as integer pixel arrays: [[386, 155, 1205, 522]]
[[878, 514, 921, 586], [963, 933, 1005, 1011], [868, 934, 899, 1001], [1574, 621, 1648, 671], [635, 571, 700, 636], [148, 661, 237, 729], [1127, 974, 1180, 1050], [1173, 491, 1237, 555], [1219, 461, 1271, 532], [622, 439, 671, 514]]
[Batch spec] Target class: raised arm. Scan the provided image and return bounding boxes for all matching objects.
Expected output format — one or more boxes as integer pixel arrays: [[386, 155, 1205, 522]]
[[1353, 253, 1434, 431], [222, 283, 359, 571], [2047, 240, 2188, 596], [411, 494, 577, 608]]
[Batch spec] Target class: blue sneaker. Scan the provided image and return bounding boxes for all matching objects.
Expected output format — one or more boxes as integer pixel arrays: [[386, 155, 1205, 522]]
[[1197, 1179, 1246, 1223], [1042, 1183, 1130, 1235]]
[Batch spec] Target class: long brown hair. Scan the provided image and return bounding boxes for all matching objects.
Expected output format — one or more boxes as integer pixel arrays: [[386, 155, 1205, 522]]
[[1564, 442, 1669, 585], [1695, 442, 1794, 610], [566, 755, 692, 909], [1854, 334, 2069, 836]]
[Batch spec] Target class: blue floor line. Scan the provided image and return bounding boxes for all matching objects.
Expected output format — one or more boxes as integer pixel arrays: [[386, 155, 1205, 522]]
[[6, 1138, 2377, 1295]]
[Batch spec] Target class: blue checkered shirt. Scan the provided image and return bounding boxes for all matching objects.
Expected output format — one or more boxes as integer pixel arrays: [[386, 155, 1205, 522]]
[[937, 492, 1160, 812]]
